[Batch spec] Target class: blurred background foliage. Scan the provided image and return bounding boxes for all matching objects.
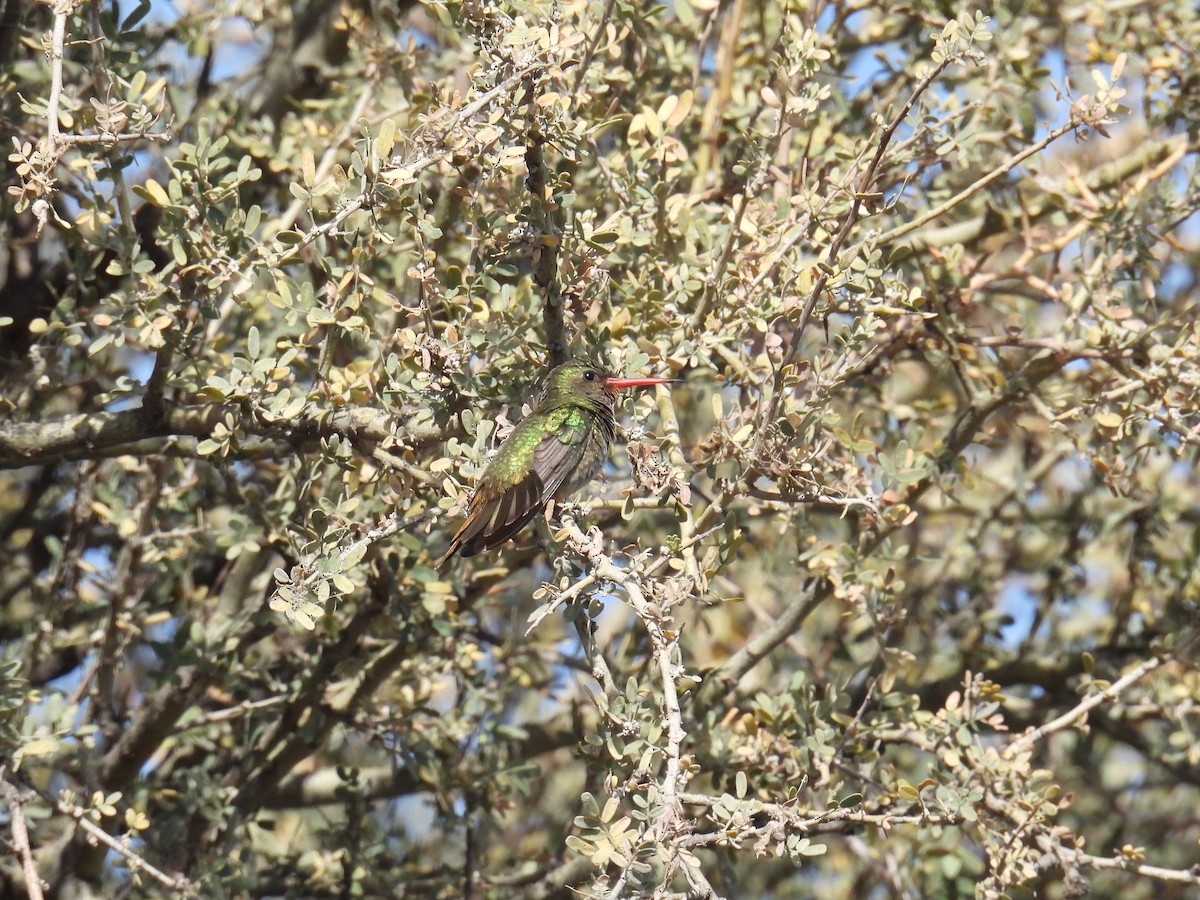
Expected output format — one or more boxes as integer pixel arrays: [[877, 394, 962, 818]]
[[2, 0, 1200, 897]]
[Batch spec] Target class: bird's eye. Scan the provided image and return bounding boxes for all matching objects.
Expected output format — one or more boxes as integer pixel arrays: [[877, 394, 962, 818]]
[[583, 370, 596, 381]]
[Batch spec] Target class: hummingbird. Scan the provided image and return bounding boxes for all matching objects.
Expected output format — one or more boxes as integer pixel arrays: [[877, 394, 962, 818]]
[[436, 360, 674, 566]]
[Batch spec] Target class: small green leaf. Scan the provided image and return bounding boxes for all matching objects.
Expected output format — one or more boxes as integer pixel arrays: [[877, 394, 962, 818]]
[[307, 308, 336, 326], [139, 179, 170, 207]]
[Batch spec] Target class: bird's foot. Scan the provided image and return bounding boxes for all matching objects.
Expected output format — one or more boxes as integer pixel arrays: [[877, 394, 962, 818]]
[[555, 498, 592, 522]]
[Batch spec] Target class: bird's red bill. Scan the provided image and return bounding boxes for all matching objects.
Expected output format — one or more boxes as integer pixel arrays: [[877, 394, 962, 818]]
[[604, 376, 675, 390]]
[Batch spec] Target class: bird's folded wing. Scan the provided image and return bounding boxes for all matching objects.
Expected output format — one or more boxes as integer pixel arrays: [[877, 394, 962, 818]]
[[452, 409, 589, 557]]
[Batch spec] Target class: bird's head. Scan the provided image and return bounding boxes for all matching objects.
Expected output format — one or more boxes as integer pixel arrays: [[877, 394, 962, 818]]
[[545, 360, 674, 406]]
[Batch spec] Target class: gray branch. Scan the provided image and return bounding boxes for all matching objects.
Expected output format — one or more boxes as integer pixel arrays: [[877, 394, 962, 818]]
[[0, 403, 437, 470]]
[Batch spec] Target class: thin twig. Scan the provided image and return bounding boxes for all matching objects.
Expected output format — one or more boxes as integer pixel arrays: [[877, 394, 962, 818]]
[[171, 694, 290, 731], [570, 0, 617, 97], [1006, 657, 1162, 758], [526, 573, 598, 635], [336, 506, 440, 564], [676, 792, 960, 844], [58, 795, 197, 895], [1075, 852, 1200, 886], [571, 615, 619, 698], [49, 131, 171, 147], [272, 64, 381, 237], [761, 54, 953, 434], [0, 771, 45, 900], [876, 118, 1081, 245]]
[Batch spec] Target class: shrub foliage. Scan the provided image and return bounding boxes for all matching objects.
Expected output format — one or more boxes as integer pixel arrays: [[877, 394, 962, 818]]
[[2, 0, 1200, 897]]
